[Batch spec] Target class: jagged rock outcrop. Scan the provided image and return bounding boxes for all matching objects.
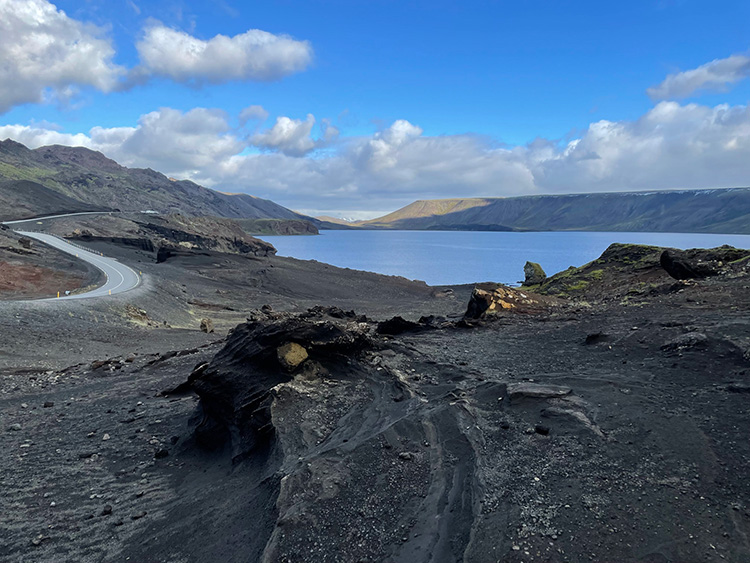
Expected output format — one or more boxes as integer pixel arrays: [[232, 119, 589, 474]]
[[57, 213, 277, 259], [465, 282, 549, 318], [522, 261, 546, 285], [186, 307, 372, 460]]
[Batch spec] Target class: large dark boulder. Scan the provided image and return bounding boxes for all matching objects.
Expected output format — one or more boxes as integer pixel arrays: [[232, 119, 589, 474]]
[[659, 246, 750, 280], [156, 245, 210, 263], [377, 316, 423, 335], [660, 249, 718, 280], [186, 307, 371, 461]]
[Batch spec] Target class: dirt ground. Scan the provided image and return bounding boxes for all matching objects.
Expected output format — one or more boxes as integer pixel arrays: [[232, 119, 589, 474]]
[[1, 240, 749, 562], [0, 228, 101, 300]]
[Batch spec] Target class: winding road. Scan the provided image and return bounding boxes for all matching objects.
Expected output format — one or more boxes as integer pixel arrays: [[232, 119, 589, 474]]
[[11, 230, 141, 300]]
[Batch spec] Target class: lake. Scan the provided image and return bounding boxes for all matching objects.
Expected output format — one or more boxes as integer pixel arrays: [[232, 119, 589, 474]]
[[261, 230, 750, 286]]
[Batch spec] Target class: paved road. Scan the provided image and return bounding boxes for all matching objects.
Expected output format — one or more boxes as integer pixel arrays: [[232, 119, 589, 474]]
[[14, 231, 141, 300], [2, 211, 114, 226]]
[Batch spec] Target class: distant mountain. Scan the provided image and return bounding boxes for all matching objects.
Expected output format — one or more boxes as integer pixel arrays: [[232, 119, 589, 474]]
[[358, 189, 750, 234], [0, 139, 311, 223], [314, 216, 359, 230]]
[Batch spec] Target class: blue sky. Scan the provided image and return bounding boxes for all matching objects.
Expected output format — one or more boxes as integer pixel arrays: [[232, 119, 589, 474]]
[[1, 0, 749, 218]]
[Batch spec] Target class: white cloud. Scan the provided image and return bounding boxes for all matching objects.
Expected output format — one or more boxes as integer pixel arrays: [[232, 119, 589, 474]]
[[0, 0, 125, 113], [0, 3, 314, 113], [648, 53, 750, 100], [136, 24, 313, 84], [251, 114, 336, 156], [0, 124, 93, 148], [94, 107, 244, 176], [530, 101, 750, 192], [239, 105, 269, 125], [2, 101, 749, 214]]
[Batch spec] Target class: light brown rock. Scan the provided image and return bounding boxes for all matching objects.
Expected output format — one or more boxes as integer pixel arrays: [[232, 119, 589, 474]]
[[277, 342, 308, 371]]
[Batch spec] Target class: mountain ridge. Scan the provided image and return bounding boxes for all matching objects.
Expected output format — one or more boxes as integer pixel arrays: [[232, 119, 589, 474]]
[[0, 139, 313, 223], [357, 188, 750, 234]]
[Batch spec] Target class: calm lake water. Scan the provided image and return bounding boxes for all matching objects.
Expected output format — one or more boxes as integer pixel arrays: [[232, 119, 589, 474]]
[[261, 230, 750, 286]]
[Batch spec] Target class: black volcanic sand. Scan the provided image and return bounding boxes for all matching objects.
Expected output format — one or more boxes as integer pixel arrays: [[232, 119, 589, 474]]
[[1, 242, 750, 562]]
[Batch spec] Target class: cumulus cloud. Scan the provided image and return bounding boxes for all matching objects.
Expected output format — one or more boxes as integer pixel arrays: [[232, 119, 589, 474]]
[[136, 24, 313, 84], [648, 53, 750, 100], [3, 101, 750, 214], [0, 123, 93, 148], [0, 2, 313, 113], [95, 107, 244, 175], [530, 101, 750, 192], [251, 114, 337, 156], [0, 0, 125, 113], [0, 107, 242, 179], [239, 105, 269, 125]]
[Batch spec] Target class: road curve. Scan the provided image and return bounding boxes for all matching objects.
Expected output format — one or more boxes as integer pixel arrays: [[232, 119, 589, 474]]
[[14, 231, 141, 300]]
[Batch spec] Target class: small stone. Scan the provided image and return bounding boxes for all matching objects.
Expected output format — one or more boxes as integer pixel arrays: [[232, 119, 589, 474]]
[[21, 403, 28, 408], [154, 448, 169, 459], [49, 501, 56, 507], [199, 318, 214, 333], [43, 401, 54, 408], [102, 433, 111, 441], [8, 423, 22, 431], [398, 452, 413, 461], [131, 511, 147, 520], [101, 505, 113, 516], [508, 383, 572, 400], [534, 424, 550, 435], [512, 545, 521, 551]]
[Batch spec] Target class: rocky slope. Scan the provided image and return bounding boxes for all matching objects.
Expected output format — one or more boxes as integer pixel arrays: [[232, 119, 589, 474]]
[[27, 213, 277, 260], [0, 139, 311, 222], [0, 179, 106, 221], [234, 218, 319, 236], [2, 242, 750, 562], [359, 188, 750, 233], [526, 242, 750, 301]]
